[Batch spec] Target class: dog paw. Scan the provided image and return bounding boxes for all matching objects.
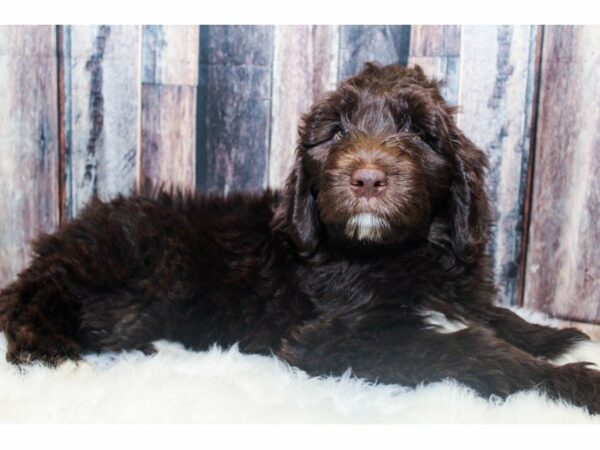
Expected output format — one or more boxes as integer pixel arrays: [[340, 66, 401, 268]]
[[6, 338, 81, 367], [552, 362, 600, 415], [552, 340, 600, 370], [137, 343, 157, 356]]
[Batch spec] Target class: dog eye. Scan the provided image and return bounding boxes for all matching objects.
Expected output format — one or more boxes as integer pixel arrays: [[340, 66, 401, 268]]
[[409, 123, 427, 138], [333, 129, 347, 142], [409, 124, 437, 149]]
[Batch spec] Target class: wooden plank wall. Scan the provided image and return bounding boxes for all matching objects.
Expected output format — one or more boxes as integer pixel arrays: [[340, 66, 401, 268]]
[[458, 26, 538, 306], [269, 25, 339, 188], [409, 25, 538, 306], [196, 26, 274, 193], [0, 25, 598, 331], [408, 25, 461, 105], [524, 26, 600, 324], [0, 26, 60, 284], [62, 26, 141, 218]]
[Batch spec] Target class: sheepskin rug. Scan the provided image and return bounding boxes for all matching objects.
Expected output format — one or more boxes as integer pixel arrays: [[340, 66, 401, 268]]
[[1, 308, 599, 424]]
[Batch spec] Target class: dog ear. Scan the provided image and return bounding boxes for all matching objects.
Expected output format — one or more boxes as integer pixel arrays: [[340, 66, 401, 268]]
[[298, 94, 342, 149], [273, 155, 320, 257], [443, 116, 491, 263], [273, 91, 341, 256]]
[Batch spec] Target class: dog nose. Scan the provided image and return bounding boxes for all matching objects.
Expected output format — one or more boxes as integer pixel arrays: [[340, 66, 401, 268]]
[[350, 168, 387, 197]]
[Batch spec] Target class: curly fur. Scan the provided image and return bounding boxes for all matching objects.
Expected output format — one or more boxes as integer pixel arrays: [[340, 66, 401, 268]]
[[1, 63, 599, 414]]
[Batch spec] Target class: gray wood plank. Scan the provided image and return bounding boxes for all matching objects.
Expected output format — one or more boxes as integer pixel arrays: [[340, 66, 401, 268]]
[[457, 25, 538, 306], [269, 25, 339, 188], [338, 25, 410, 80], [197, 25, 273, 193], [65, 25, 141, 217], [0, 26, 60, 286], [524, 26, 600, 323]]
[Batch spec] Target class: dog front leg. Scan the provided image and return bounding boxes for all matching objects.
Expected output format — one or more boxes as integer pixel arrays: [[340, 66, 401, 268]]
[[471, 305, 600, 366], [277, 320, 600, 415]]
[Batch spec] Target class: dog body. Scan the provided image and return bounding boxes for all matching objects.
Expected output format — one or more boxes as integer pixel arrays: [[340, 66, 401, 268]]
[[0, 190, 494, 363], [1, 63, 600, 414]]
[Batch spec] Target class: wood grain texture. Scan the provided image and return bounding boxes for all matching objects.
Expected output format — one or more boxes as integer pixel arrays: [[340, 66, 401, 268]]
[[524, 26, 600, 322], [65, 25, 141, 217], [197, 26, 273, 193], [269, 25, 339, 188], [141, 26, 199, 191], [142, 25, 199, 86], [141, 85, 196, 190], [457, 26, 538, 306], [0, 26, 59, 286], [408, 25, 461, 105], [338, 25, 411, 81]]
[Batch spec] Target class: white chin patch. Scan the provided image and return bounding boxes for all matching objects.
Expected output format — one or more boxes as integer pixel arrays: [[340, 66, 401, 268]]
[[420, 310, 468, 334], [551, 340, 600, 369], [345, 213, 390, 241]]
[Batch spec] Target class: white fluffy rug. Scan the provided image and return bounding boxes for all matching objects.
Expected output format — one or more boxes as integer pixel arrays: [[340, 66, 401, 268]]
[[1, 308, 599, 424]]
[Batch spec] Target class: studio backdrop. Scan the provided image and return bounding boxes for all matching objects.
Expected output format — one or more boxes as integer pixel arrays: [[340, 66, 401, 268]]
[[0, 25, 598, 337]]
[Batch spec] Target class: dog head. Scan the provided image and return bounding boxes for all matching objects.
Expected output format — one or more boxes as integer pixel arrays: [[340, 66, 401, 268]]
[[275, 63, 490, 262]]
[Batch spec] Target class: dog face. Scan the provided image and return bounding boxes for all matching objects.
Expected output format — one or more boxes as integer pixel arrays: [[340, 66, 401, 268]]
[[275, 63, 490, 262]]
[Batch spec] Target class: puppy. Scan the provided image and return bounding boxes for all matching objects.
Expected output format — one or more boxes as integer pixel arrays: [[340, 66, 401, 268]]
[[1, 63, 599, 413]]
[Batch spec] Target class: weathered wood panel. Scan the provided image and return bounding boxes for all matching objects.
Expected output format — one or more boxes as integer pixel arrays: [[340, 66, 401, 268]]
[[408, 25, 461, 105], [457, 26, 539, 306], [197, 26, 273, 193], [0, 26, 59, 286], [141, 26, 198, 191], [338, 25, 411, 81], [524, 26, 600, 323], [64, 25, 141, 217], [268, 25, 339, 188]]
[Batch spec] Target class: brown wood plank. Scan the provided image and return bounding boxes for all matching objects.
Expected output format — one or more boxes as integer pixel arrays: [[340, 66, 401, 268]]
[[408, 25, 461, 105], [457, 26, 538, 306], [524, 26, 600, 323], [141, 85, 196, 191], [65, 25, 141, 217], [269, 25, 339, 188], [56, 25, 69, 225], [0, 26, 60, 286], [338, 25, 411, 81], [140, 26, 199, 191], [516, 27, 544, 309], [197, 26, 273, 193]]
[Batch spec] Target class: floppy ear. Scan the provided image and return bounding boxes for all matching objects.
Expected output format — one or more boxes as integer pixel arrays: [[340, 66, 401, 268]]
[[298, 93, 343, 149], [444, 117, 491, 263], [272, 155, 320, 257], [272, 91, 343, 255]]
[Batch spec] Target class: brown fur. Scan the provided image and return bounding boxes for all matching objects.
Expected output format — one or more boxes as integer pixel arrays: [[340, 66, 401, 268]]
[[1, 63, 599, 413]]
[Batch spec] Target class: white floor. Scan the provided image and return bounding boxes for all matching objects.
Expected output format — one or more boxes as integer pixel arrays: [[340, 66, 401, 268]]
[[1, 309, 599, 424]]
